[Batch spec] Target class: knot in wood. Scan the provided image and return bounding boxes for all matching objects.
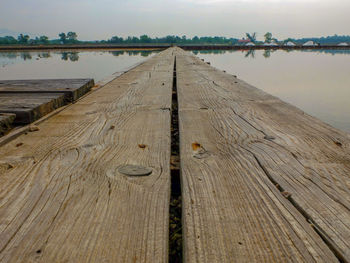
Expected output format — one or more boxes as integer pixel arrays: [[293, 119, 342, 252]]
[[118, 164, 152, 176]]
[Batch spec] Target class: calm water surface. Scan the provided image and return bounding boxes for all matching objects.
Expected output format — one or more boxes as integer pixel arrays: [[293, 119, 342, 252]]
[[193, 49, 350, 133], [0, 50, 159, 82], [0, 49, 349, 133]]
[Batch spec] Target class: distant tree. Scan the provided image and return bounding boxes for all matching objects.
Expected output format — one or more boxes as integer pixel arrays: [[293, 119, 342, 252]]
[[192, 36, 199, 43], [0, 36, 18, 45], [110, 36, 123, 43], [67, 32, 78, 42], [3, 32, 350, 46], [99, 34, 239, 45], [31, 37, 39, 44], [272, 37, 279, 43], [264, 32, 272, 43], [59, 33, 66, 43], [165, 35, 177, 43], [131, 36, 140, 43], [246, 32, 257, 43], [140, 35, 151, 43], [39, 35, 49, 44], [17, 34, 30, 44]]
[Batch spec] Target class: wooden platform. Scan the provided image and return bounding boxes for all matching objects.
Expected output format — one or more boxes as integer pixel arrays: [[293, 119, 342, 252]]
[[0, 47, 349, 262], [0, 113, 15, 135], [0, 79, 94, 102], [0, 49, 173, 263], [0, 79, 94, 124], [175, 47, 350, 262], [0, 93, 66, 124]]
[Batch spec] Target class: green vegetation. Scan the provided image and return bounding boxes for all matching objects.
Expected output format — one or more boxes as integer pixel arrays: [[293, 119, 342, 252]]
[[0, 32, 240, 45], [291, 35, 350, 44], [17, 34, 30, 44], [264, 32, 272, 43], [0, 32, 80, 45], [0, 32, 350, 46], [246, 32, 257, 43], [107, 35, 239, 44], [58, 33, 67, 43], [58, 32, 78, 44]]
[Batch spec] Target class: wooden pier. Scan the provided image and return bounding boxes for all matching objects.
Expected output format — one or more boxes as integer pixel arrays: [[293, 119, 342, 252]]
[[0, 47, 349, 262], [0, 79, 94, 124]]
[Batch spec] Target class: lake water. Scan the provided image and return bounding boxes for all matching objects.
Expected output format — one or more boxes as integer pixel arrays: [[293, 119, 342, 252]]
[[0, 49, 349, 133], [193, 49, 350, 133], [0, 50, 159, 82]]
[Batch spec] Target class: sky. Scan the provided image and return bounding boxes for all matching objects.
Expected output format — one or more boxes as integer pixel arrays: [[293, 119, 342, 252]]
[[1, 0, 349, 40]]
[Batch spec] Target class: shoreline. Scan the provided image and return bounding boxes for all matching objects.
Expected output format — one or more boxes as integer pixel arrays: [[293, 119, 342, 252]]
[[0, 44, 349, 51]]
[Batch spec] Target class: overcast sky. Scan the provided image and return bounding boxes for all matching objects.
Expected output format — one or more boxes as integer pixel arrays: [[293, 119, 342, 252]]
[[1, 0, 349, 40]]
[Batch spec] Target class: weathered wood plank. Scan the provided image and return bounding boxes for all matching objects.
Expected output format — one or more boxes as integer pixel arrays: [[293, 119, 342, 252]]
[[175, 47, 346, 262], [0, 79, 94, 102], [0, 49, 174, 262], [0, 93, 66, 124], [0, 113, 15, 135]]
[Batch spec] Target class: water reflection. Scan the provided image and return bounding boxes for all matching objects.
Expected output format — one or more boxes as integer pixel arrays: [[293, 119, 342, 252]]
[[109, 50, 157, 57], [20, 53, 32, 60], [194, 48, 350, 133], [61, 52, 79, 61], [191, 50, 226, 55], [0, 50, 157, 63], [245, 49, 255, 58], [37, 52, 51, 58], [0, 49, 159, 82], [1, 49, 349, 63], [191, 48, 350, 59], [300, 49, 350, 55]]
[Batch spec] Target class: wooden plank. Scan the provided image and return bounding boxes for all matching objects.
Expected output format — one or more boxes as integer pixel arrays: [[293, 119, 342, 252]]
[[0, 113, 15, 135], [0, 49, 174, 262], [0, 93, 66, 124], [175, 47, 347, 262], [0, 79, 94, 102]]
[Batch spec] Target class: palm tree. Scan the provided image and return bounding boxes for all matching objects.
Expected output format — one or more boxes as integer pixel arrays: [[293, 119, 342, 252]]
[[246, 32, 257, 43]]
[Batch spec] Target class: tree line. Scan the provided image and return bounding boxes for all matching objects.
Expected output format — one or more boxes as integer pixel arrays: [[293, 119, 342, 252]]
[[0, 32, 79, 45], [1, 32, 349, 45], [0, 33, 240, 45], [107, 35, 240, 44]]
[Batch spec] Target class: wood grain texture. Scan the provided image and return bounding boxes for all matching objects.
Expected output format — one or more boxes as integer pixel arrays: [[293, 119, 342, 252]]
[[175, 47, 349, 262], [0, 49, 174, 262], [0, 113, 15, 135], [0, 79, 94, 102], [0, 93, 66, 124]]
